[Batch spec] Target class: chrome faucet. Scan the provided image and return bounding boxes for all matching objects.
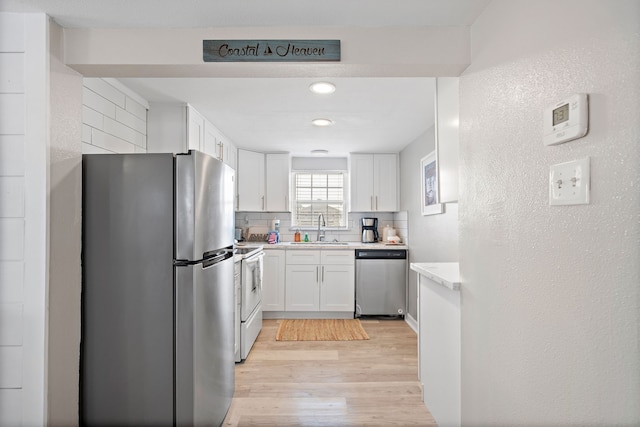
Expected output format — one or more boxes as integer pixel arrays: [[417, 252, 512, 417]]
[[316, 213, 326, 242]]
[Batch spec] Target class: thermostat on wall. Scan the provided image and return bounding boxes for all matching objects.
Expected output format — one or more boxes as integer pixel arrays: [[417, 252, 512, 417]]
[[543, 93, 589, 146]]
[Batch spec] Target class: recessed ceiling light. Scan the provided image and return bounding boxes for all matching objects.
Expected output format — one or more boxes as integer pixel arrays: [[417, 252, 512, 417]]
[[312, 118, 333, 127], [309, 82, 336, 95], [311, 149, 329, 156]]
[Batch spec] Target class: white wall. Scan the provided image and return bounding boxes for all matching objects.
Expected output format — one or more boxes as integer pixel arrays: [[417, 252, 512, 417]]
[[47, 19, 84, 426], [0, 12, 49, 426], [399, 129, 459, 321], [1, 14, 151, 425], [82, 78, 148, 154], [459, 1, 640, 425]]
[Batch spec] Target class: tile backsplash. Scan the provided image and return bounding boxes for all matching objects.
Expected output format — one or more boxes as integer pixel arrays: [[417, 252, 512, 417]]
[[236, 211, 408, 244]]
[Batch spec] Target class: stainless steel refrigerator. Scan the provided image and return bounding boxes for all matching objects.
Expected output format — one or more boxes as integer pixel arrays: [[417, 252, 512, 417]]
[[81, 151, 235, 426]]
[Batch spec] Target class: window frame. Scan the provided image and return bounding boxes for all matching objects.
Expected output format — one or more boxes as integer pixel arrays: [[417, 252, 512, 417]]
[[289, 169, 350, 230]]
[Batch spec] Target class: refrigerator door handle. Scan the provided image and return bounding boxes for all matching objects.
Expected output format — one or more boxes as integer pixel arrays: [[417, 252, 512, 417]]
[[203, 250, 234, 268]]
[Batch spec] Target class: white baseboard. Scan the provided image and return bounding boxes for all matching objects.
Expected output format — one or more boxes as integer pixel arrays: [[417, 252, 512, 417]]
[[405, 313, 418, 333]]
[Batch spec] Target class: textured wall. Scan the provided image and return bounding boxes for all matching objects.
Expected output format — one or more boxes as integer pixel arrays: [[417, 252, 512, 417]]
[[399, 130, 459, 321], [459, 1, 640, 424]]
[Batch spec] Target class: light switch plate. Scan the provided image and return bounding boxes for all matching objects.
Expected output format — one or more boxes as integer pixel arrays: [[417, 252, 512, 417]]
[[549, 157, 590, 205]]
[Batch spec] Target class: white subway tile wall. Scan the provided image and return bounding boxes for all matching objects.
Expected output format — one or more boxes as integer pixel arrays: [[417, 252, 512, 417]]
[[82, 78, 148, 154], [236, 211, 406, 244], [394, 211, 409, 245]]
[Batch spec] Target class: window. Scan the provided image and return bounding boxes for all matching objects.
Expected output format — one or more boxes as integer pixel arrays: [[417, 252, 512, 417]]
[[291, 172, 346, 228]]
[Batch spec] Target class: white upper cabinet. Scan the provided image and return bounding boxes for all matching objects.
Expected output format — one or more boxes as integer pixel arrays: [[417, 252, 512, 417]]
[[350, 153, 399, 212], [203, 120, 218, 158], [147, 102, 237, 168], [187, 107, 205, 152], [237, 149, 265, 211], [237, 149, 290, 212], [435, 77, 460, 204], [373, 154, 399, 211], [204, 120, 237, 169], [146, 102, 189, 154], [350, 154, 375, 211], [265, 153, 291, 212], [222, 138, 237, 171]]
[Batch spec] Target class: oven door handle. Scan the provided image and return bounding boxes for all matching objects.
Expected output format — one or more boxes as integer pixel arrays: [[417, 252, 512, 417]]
[[245, 252, 264, 293]]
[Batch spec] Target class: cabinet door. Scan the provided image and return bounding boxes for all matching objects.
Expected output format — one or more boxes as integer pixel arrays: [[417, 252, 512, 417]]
[[234, 264, 241, 360], [225, 140, 237, 171], [285, 265, 319, 311], [286, 250, 321, 265], [146, 103, 188, 154], [350, 154, 374, 211], [187, 106, 205, 152], [320, 250, 354, 265], [265, 153, 291, 212], [373, 153, 399, 211], [262, 250, 286, 311], [203, 121, 218, 158], [320, 264, 355, 312], [237, 149, 265, 211]]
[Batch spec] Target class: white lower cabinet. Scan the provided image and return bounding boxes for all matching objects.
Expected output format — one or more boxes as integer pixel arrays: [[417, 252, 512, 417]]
[[234, 260, 241, 362], [285, 250, 354, 312], [262, 249, 286, 311]]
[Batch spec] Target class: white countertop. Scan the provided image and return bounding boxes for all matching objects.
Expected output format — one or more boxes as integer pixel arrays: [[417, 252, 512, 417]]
[[254, 242, 409, 250], [410, 262, 460, 291], [246, 241, 408, 250]]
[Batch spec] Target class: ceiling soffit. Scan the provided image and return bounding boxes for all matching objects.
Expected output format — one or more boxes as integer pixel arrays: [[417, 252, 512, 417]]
[[63, 26, 471, 78]]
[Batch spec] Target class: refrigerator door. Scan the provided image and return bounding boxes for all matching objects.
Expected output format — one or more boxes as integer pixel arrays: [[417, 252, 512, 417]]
[[176, 254, 235, 426], [175, 150, 235, 262], [81, 154, 175, 426]]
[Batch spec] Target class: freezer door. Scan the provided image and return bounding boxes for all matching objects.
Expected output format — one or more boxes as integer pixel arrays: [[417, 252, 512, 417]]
[[175, 254, 235, 426], [175, 150, 235, 262]]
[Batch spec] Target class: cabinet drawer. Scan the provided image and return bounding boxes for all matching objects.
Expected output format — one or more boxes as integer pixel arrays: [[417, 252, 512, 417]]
[[321, 250, 354, 265], [286, 250, 321, 264]]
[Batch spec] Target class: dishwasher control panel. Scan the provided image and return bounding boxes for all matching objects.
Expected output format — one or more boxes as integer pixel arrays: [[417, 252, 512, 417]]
[[355, 249, 407, 259]]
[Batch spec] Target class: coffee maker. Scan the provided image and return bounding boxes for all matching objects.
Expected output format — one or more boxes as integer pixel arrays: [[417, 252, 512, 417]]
[[361, 217, 379, 243]]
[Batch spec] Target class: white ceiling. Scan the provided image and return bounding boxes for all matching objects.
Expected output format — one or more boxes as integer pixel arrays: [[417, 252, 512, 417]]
[[119, 76, 436, 155], [1, 0, 491, 155]]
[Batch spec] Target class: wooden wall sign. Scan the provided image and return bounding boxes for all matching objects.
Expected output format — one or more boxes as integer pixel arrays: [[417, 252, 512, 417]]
[[203, 40, 340, 62]]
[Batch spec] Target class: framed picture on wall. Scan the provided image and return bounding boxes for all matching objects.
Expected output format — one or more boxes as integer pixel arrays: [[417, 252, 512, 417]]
[[420, 151, 443, 216]]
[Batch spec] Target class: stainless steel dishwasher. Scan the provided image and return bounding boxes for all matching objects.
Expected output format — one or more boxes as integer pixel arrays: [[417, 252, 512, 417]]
[[355, 249, 407, 317]]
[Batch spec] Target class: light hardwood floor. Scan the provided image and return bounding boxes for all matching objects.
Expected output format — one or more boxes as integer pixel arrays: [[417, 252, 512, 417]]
[[223, 318, 436, 426]]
